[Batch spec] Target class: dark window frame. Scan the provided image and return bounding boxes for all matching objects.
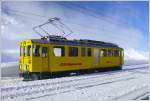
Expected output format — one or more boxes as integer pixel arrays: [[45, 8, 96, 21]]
[[81, 47, 86, 57], [100, 49, 107, 57], [27, 45, 31, 56], [42, 47, 48, 57], [33, 45, 40, 57], [114, 50, 119, 57], [87, 48, 91, 57], [108, 49, 113, 57], [69, 47, 78, 57]]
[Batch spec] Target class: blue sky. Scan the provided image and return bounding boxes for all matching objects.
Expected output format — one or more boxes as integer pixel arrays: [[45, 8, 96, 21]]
[[1, 1, 149, 62], [57, 1, 149, 52]]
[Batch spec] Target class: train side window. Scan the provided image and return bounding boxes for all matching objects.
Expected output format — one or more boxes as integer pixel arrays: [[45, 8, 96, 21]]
[[27, 46, 31, 56], [53, 46, 65, 57], [33, 45, 40, 56], [100, 49, 107, 57], [81, 48, 86, 57], [42, 47, 48, 57], [87, 48, 91, 57], [114, 50, 119, 56], [108, 49, 113, 57], [69, 47, 78, 57]]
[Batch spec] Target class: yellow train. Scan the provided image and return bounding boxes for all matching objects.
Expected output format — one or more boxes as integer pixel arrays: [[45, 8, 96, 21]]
[[19, 35, 124, 80]]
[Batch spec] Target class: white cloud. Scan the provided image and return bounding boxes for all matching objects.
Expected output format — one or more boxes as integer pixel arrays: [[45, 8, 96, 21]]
[[64, 16, 143, 49], [2, 13, 18, 26], [1, 13, 40, 40]]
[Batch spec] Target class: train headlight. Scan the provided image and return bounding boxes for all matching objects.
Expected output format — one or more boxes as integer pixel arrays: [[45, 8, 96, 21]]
[[23, 64, 27, 72]]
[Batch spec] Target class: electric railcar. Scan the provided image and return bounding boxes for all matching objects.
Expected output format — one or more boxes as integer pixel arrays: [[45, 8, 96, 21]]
[[19, 35, 124, 80]]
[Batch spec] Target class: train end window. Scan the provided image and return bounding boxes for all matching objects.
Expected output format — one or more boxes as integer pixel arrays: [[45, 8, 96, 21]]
[[69, 47, 78, 57], [81, 48, 86, 57], [121, 50, 124, 56], [42, 47, 48, 57], [54, 46, 65, 57], [119, 50, 123, 57], [87, 48, 91, 57], [114, 50, 119, 57], [33, 45, 40, 56]]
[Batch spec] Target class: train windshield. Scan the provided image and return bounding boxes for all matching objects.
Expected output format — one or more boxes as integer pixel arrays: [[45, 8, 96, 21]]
[[20, 46, 31, 56], [23, 46, 27, 56]]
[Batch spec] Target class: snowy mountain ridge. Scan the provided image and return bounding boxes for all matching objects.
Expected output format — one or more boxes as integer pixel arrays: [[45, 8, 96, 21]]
[[124, 48, 148, 61]]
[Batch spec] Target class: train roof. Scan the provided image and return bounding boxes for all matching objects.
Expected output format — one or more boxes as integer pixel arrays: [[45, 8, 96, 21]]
[[31, 36, 121, 48]]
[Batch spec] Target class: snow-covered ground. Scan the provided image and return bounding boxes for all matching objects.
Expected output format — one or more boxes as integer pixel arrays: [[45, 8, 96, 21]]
[[1, 64, 149, 101]]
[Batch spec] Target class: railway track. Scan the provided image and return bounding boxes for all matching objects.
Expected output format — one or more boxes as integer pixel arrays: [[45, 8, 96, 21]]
[[1, 64, 148, 88], [113, 86, 149, 100], [1, 64, 148, 100], [1, 71, 135, 99]]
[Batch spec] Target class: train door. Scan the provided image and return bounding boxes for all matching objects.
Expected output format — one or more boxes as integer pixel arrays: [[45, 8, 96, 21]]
[[94, 48, 99, 65], [33, 45, 42, 71], [41, 47, 49, 71]]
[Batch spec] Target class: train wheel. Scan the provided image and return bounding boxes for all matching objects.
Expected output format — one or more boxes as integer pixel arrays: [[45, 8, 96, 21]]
[[30, 73, 39, 80]]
